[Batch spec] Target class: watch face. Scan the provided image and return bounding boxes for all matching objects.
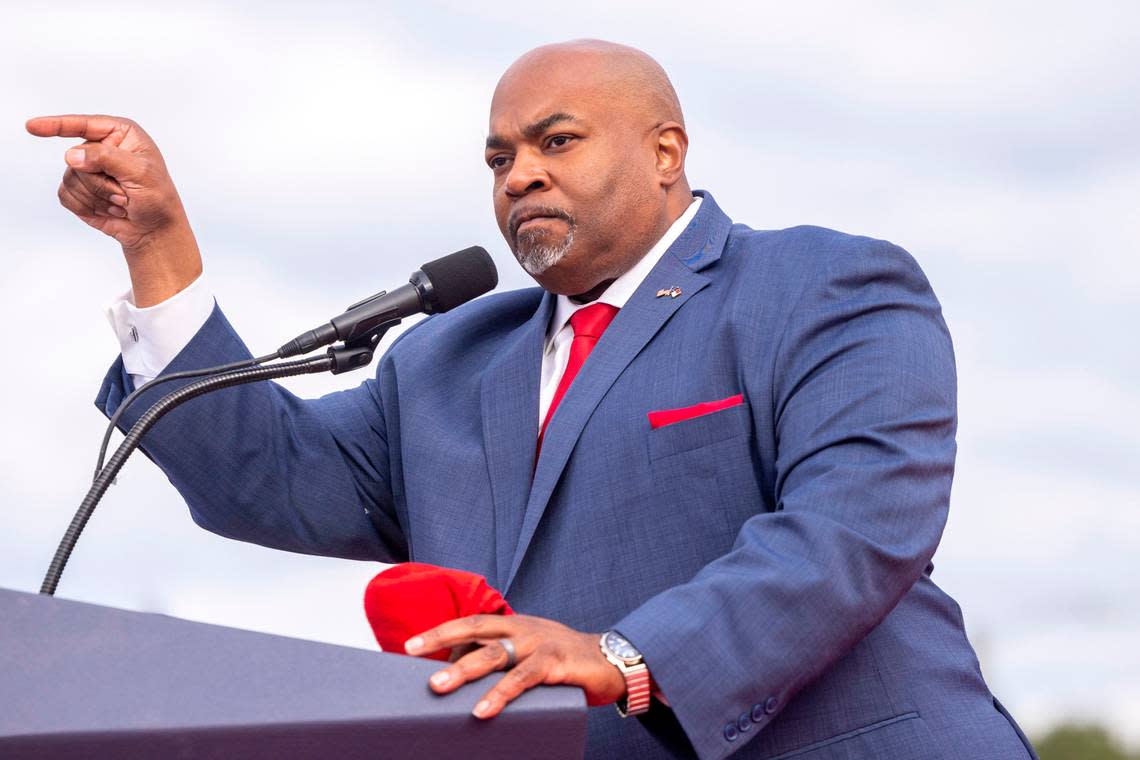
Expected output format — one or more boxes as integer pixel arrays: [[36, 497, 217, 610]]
[[605, 631, 640, 661]]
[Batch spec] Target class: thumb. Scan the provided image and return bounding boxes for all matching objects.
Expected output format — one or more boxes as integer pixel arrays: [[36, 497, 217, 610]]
[[65, 141, 149, 183]]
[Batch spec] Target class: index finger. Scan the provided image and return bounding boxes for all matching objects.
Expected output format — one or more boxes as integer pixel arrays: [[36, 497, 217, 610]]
[[26, 114, 128, 141], [405, 614, 515, 655]]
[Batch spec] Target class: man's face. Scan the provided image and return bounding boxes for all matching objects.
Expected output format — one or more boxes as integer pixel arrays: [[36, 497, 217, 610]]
[[486, 62, 663, 296]]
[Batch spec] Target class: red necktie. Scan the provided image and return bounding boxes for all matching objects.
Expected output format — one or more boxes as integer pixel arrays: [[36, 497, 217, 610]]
[[537, 302, 619, 455]]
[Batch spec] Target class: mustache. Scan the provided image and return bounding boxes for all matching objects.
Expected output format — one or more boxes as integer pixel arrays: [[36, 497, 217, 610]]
[[508, 206, 575, 239]]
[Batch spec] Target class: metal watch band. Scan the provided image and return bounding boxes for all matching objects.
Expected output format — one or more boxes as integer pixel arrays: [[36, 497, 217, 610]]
[[615, 660, 652, 717], [600, 632, 652, 718]]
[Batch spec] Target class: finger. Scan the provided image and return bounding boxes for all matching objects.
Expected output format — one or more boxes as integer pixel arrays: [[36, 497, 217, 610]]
[[69, 155, 128, 204], [473, 658, 549, 719], [429, 641, 511, 694], [58, 180, 110, 221], [406, 615, 517, 656], [61, 172, 124, 218], [64, 141, 148, 183], [447, 642, 480, 663], [26, 114, 131, 141], [62, 170, 112, 215]]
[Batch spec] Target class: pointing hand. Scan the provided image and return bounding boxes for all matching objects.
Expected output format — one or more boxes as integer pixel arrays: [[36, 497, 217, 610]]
[[27, 114, 202, 306]]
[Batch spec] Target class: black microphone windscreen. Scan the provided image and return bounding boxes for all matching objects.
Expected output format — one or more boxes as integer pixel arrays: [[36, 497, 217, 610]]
[[420, 246, 498, 313]]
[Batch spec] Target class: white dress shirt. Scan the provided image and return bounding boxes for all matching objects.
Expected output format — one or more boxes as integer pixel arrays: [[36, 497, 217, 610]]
[[106, 273, 216, 388], [106, 196, 703, 414], [538, 196, 700, 423]]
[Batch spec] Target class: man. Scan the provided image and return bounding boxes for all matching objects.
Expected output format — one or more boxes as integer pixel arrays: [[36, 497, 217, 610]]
[[28, 40, 1037, 759]]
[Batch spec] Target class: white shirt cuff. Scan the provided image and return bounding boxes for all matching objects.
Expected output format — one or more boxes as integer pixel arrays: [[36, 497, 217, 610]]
[[105, 273, 215, 387]]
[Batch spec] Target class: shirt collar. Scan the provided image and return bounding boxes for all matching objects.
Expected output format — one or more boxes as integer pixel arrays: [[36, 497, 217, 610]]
[[544, 196, 702, 353]]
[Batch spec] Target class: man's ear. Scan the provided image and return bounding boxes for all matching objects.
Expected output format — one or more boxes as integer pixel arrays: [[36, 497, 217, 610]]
[[654, 122, 688, 187]]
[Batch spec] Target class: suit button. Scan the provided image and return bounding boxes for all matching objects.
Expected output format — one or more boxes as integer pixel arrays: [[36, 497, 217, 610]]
[[764, 696, 779, 714], [737, 713, 752, 732], [750, 703, 765, 722], [723, 723, 739, 742]]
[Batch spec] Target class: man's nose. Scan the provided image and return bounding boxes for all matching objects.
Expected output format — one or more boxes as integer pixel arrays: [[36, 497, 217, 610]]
[[504, 150, 550, 197]]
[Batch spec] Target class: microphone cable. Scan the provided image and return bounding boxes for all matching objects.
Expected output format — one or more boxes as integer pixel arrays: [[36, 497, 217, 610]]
[[46, 354, 334, 596]]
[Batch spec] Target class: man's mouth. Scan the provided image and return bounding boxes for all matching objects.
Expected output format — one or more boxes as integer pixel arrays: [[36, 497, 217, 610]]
[[509, 207, 572, 238]]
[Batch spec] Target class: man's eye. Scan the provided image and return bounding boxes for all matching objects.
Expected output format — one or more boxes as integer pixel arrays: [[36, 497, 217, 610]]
[[547, 135, 574, 148], [488, 155, 511, 170]]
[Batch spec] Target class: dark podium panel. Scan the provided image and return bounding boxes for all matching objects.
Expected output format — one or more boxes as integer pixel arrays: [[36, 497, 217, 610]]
[[0, 587, 586, 759]]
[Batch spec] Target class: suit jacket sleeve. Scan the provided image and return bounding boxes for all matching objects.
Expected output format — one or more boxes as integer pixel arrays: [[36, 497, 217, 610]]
[[614, 238, 957, 759], [95, 302, 407, 562]]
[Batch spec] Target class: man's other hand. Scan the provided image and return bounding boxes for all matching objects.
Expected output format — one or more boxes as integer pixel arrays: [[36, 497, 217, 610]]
[[405, 614, 627, 718], [26, 114, 202, 306]]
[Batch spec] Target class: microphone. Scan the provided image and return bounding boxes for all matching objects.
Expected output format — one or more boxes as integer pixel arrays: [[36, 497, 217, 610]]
[[278, 246, 497, 358]]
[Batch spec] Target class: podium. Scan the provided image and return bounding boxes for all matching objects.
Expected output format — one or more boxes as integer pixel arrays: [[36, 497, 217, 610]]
[[0, 587, 586, 758]]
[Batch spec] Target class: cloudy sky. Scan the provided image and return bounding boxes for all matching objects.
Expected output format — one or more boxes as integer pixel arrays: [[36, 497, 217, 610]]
[[2, 0, 1137, 745]]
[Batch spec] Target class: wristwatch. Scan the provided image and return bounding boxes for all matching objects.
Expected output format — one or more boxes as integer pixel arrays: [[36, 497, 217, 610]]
[[599, 630, 652, 717]]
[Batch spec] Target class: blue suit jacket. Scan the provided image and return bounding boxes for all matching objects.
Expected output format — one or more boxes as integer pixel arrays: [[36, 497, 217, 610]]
[[98, 192, 1037, 759]]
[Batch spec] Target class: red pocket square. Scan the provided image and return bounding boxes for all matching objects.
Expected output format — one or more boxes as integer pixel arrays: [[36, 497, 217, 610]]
[[647, 393, 745, 430], [363, 562, 514, 661]]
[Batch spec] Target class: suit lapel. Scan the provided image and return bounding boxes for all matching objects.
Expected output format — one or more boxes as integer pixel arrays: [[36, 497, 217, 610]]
[[502, 193, 733, 591], [480, 291, 553, 587]]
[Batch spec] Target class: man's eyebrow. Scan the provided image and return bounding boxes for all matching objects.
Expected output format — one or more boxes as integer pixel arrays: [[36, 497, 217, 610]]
[[485, 112, 579, 151], [524, 112, 578, 138]]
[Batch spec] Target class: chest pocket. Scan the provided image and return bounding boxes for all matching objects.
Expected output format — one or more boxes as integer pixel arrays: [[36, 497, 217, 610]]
[[646, 400, 751, 461]]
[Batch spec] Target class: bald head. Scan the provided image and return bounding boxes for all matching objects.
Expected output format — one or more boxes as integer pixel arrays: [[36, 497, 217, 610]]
[[494, 40, 685, 130], [486, 40, 693, 298]]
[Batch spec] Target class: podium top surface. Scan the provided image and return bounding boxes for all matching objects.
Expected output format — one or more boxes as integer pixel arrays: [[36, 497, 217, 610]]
[[0, 587, 585, 758]]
